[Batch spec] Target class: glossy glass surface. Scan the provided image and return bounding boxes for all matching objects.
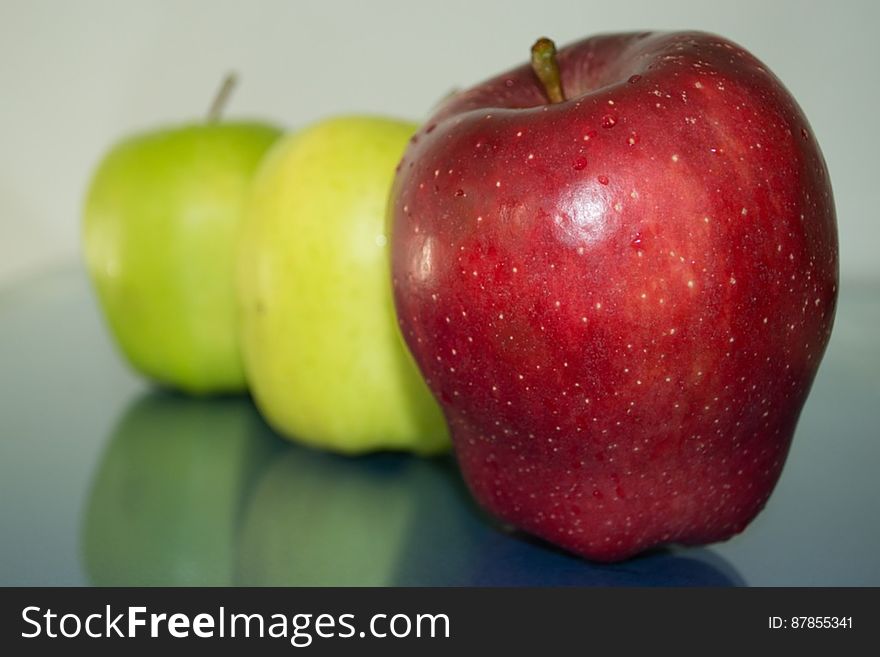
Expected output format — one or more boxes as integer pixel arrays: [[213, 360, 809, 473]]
[[1, 267, 877, 585]]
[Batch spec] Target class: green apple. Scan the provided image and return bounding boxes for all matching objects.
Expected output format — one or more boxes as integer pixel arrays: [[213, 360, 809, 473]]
[[82, 391, 281, 586], [237, 116, 448, 454], [83, 110, 282, 394], [237, 447, 423, 586]]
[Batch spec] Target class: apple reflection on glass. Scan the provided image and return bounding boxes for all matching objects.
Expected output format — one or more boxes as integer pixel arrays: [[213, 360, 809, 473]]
[[241, 448, 742, 586], [81, 391, 282, 586], [82, 391, 741, 586]]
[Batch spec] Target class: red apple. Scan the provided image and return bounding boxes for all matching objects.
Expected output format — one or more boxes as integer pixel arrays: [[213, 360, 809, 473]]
[[390, 32, 838, 561]]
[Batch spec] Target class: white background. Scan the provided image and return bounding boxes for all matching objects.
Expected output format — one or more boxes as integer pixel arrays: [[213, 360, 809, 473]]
[[1, 0, 876, 286]]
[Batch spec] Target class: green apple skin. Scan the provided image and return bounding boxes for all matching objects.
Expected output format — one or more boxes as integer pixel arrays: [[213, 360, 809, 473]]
[[237, 116, 449, 454], [84, 122, 282, 394], [82, 391, 282, 586]]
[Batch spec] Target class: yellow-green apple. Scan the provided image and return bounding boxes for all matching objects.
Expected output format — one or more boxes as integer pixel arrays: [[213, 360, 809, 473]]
[[390, 33, 838, 561], [82, 391, 280, 585], [237, 116, 448, 454], [83, 82, 281, 394]]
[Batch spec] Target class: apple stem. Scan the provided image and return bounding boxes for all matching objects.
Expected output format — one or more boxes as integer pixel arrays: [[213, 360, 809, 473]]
[[207, 73, 238, 122], [531, 37, 566, 104]]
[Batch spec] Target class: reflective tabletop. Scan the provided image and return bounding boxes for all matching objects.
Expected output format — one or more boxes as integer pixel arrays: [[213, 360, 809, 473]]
[[1, 267, 878, 586]]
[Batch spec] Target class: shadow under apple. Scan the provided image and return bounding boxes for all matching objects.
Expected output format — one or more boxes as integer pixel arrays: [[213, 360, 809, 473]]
[[81, 390, 283, 586]]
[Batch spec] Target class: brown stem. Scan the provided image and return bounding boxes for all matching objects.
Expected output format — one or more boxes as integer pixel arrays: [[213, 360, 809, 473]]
[[207, 72, 238, 121], [531, 37, 565, 104]]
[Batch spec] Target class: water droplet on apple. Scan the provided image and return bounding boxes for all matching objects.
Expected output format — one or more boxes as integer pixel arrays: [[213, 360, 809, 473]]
[[425, 123, 437, 134], [628, 74, 642, 84], [627, 133, 639, 146], [504, 78, 515, 87], [454, 188, 465, 197], [630, 233, 644, 250], [801, 127, 809, 139], [592, 489, 603, 499], [573, 156, 588, 171], [597, 175, 610, 185], [601, 114, 618, 128]]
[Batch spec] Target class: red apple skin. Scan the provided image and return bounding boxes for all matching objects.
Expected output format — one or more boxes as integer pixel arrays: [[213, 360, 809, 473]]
[[390, 32, 838, 562]]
